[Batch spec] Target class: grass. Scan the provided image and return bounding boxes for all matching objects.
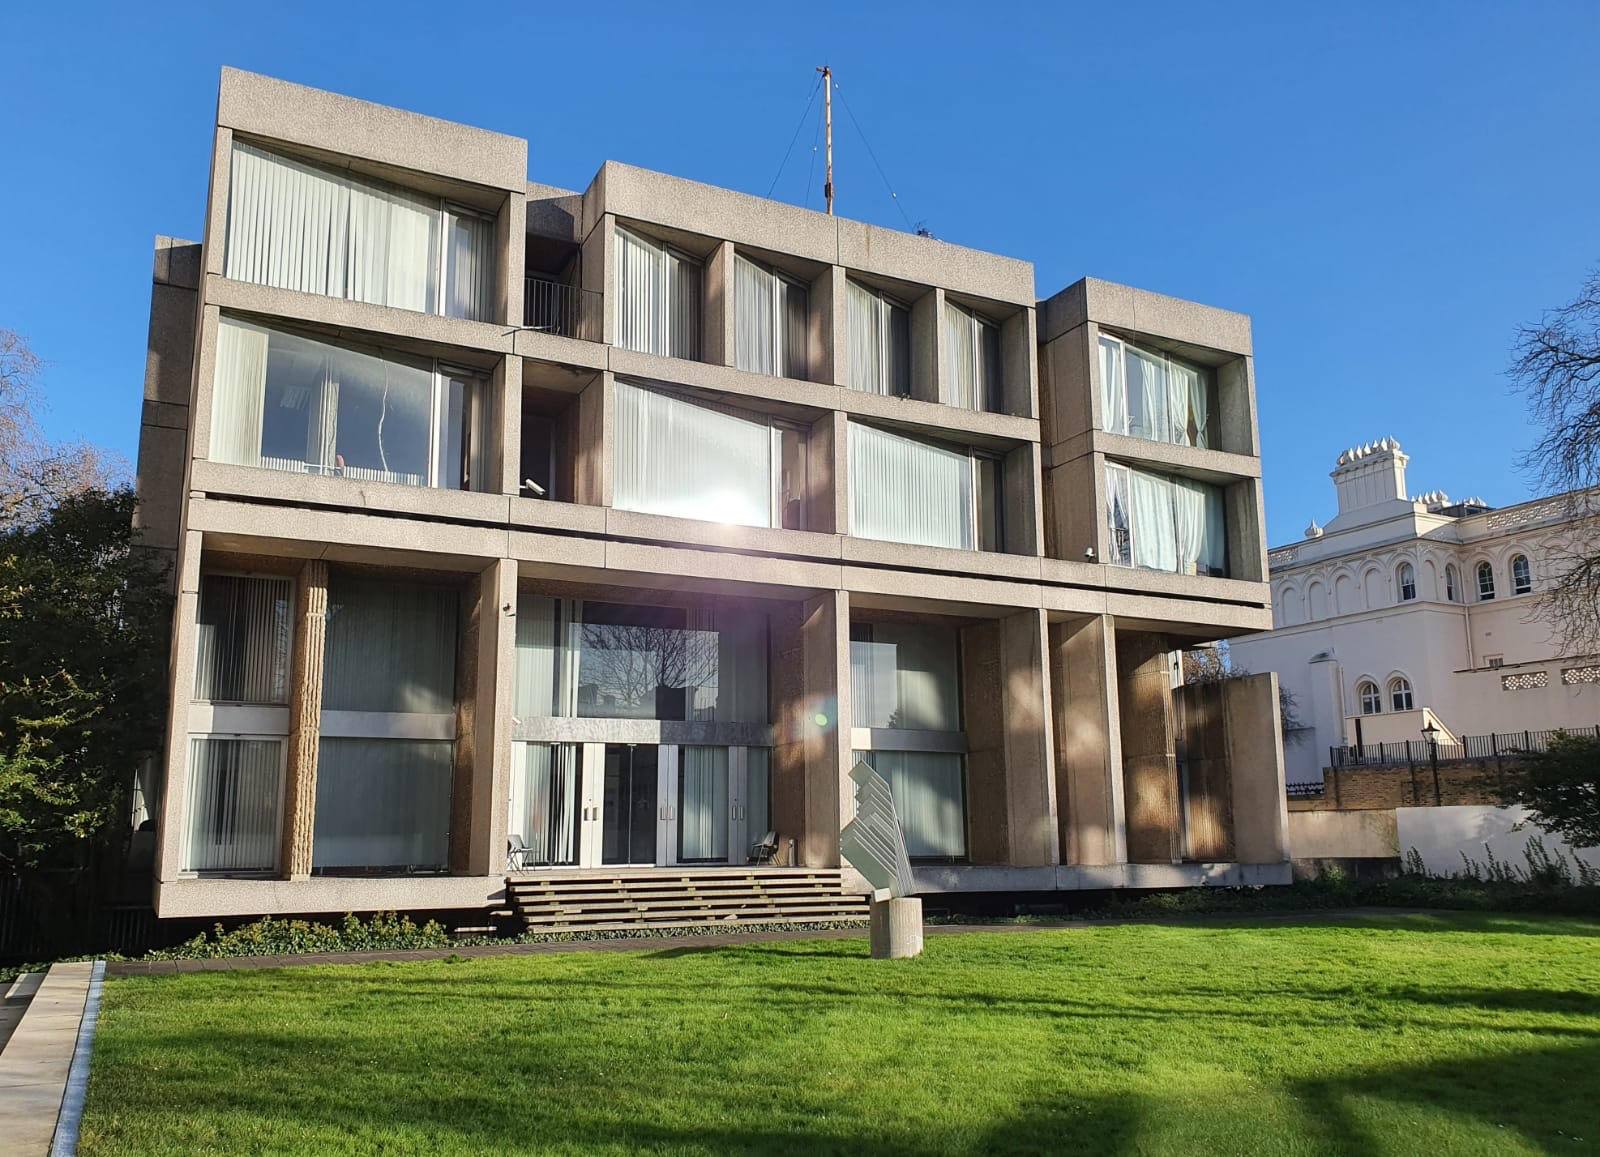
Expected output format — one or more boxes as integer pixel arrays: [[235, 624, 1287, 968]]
[[78, 912, 1600, 1155]]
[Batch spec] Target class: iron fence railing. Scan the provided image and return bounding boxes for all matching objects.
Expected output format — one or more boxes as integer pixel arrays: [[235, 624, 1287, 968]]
[[523, 277, 602, 342], [1329, 724, 1600, 770]]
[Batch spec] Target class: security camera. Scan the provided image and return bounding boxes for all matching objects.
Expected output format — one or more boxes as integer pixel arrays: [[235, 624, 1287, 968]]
[[522, 478, 547, 497], [1084, 546, 1097, 561]]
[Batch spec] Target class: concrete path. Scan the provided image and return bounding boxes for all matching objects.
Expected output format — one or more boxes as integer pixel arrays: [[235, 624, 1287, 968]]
[[0, 961, 103, 1156]]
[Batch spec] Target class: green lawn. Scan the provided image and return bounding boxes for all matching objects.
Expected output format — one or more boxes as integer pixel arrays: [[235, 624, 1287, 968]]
[[80, 913, 1600, 1155]]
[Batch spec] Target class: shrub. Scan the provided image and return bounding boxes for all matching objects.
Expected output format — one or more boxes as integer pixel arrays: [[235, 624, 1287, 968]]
[[144, 912, 452, 961]]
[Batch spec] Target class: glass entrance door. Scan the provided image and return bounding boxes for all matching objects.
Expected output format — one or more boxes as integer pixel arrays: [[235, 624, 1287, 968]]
[[601, 744, 658, 865]]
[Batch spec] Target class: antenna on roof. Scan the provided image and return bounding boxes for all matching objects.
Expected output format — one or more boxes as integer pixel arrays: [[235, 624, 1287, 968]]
[[816, 65, 834, 214]]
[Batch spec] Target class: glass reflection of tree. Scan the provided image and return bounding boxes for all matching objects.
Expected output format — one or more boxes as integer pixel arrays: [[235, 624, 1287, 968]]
[[578, 618, 719, 720]]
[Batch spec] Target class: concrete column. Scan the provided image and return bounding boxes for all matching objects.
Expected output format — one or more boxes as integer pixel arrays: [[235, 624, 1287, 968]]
[[818, 266, 848, 386], [805, 409, 840, 536], [704, 241, 735, 366], [1003, 442, 1044, 557], [1176, 681, 1233, 861], [1049, 615, 1126, 866], [450, 559, 517, 877], [498, 188, 527, 330], [573, 372, 613, 508], [280, 558, 329, 880], [494, 354, 522, 496], [999, 306, 1038, 419], [201, 127, 232, 279], [154, 531, 204, 884], [823, 410, 850, 537], [963, 610, 1058, 867], [913, 287, 944, 405], [1117, 631, 1181, 864], [772, 590, 849, 867], [1225, 672, 1290, 864], [582, 214, 616, 346]]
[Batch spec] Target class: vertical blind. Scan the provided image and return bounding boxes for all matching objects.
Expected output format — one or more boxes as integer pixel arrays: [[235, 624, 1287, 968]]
[[514, 594, 565, 718], [312, 738, 452, 870], [1098, 334, 1212, 449], [849, 422, 974, 550], [943, 300, 1001, 412], [1106, 464, 1227, 576], [857, 749, 966, 860], [614, 380, 777, 528], [194, 574, 292, 704], [614, 226, 701, 359], [225, 141, 493, 321], [846, 280, 910, 395], [211, 317, 479, 490], [734, 254, 808, 379], [185, 737, 282, 871], [678, 746, 730, 862], [322, 575, 459, 714], [850, 623, 962, 731], [745, 747, 771, 839], [510, 743, 579, 866]]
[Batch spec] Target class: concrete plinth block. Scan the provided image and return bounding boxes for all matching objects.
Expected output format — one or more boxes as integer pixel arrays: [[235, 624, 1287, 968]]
[[869, 897, 924, 959]]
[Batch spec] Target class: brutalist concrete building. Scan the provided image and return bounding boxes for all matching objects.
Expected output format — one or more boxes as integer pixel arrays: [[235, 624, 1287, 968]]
[[134, 68, 1288, 931]]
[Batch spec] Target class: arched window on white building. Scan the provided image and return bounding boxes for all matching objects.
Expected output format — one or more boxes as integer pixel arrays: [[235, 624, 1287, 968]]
[[1445, 563, 1460, 603], [1476, 561, 1496, 601], [1397, 562, 1416, 602], [1511, 554, 1532, 595], [1357, 679, 1382, 715], [1389, 675, 1414, 711]]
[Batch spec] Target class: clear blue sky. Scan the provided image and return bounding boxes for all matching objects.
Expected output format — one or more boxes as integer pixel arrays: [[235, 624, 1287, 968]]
[[6, 1, 1598, 544]]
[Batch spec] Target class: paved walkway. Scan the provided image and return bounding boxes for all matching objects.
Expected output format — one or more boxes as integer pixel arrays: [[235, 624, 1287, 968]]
[[0, 961, 103, 1156], [107, 907, 1436, 977]]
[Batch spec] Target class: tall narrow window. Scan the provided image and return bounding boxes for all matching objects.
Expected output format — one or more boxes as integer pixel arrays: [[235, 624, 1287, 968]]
[[846, 279, 910, 396], [1106, 463, 1133, 566], [1106, 465, 1226, 576], [1397, 562, 1417, 602], [943, 300, 1001, 412], [1445, 564, 1461, 603], [1389, 676, 1414, 711], [1511, 554, 1532, 595], [848, 423, 975, 551], [1097, 333, 1214, 448], [211, 317, 484, 491], [225, 141, 494, 321], [194, 574, 292, 704], [185, 737, 283, 872], [510, 743, 580, 866], [678, 746, 731, 863], [1357, 679, 1381, 715], [734, 254, 807, 379], [613, 380, 796, 528], [1477, 562, 1496, 601], [614, 226, 701, 359]]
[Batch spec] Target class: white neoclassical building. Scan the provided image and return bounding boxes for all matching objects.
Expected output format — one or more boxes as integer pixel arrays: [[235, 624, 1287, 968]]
[[1231, 438, 1600, 784]]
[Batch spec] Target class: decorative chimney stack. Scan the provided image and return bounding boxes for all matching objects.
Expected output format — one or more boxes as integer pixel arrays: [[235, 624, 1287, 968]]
[[1325, 438, 1410, 531]]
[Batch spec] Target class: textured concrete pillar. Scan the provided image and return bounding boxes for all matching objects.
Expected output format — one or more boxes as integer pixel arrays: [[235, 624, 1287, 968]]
[[964, 610, 1058, 866], [999, 306, 1037, 419], [450, 559, 517, 877], [772, 590, 849, 867], [913, 287, 943, 405], [1117, 632, 1181, 864], [1225, 672, 1290, 864], [573, 372, 612, 508], [823, 410, 850, 537], [154, 531, 204, 884], [1176, 681, 1234, 861], [1049, 615, 1126, 866], [497, 187, 527, 329], [280, 558, 329, 880], [818, 266, 848, 387], [805, 410, 840, 535], [704, 240, 735, 366], [493, 354, 522, 497]]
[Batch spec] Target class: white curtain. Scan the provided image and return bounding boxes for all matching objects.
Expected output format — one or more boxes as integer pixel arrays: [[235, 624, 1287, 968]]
[[944, 301, 998, 412], [194, 574, 292, 704], [443, 208, 494, 322], [322, 576, 458, 714], [613, 380, 774, 528], [1105, 463, 1133, 565], [514, 595, 563, 717], [312, 738, 452, 869], [678, 746, 730, 862], [226, 143, 350, 297], [851, 623, 960, 731], [510, 743, 579, 865], [779, 274, 808, 379], [1130, 470, 1177, 572], [1170, 360, 1209, 448], [735, 254, 776, 376], [1126, 346, 1168, 442], [185, 737, 282, 871], [849, 422, 973, 550], [846, 280, 909, 395], [614, 226, 700, 358], [1098, 336, 1127, 435], [1122, 468, 1226, 576], [210, 318, 269, 467], [348, 179, 438, 314], [861, 750, 966, 859]]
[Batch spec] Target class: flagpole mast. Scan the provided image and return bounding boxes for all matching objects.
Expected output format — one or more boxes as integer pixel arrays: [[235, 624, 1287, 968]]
[[816, 65, 834, 214]]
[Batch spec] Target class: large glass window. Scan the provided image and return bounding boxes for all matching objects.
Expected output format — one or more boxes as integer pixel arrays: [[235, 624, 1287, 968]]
[[211, 317, 484, 491], [323, 577, 459, 714], [734, 254, 807, 379], [194, 574, 292, 704], [856, 749, 966, 860], [1098, 333, 1215, 449], [849, 422, 1001, 551], [614, 380, 805, 529], [846, 279, 910, 396], [614, 226, 701, 359], [678, 746, 730, 863], [516, 595, 768, 724], [1105, 463, 1227, 577], [184, 737, 283, 872], [509, 742, 581, 867], [850, 622, 961, 732], [312, 738, 452, 871], [225, 141, 494, 321], [1512, 554, 1533, 595], [943, 300, 1001, 412]]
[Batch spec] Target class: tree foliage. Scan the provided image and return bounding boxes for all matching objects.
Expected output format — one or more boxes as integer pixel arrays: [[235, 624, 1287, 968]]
[[1509, 269, 1600, 650], [1181, 644, 1305, 740], [1497, 731, 1600, 852]]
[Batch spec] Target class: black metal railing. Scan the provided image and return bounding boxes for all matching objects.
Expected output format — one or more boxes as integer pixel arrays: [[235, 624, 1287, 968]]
[[1329, 724, 1600, 770], [523, 277, 602, 342]]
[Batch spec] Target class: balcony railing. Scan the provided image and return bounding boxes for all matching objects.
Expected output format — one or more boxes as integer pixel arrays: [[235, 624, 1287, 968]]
[[523, 277, 602, 342]]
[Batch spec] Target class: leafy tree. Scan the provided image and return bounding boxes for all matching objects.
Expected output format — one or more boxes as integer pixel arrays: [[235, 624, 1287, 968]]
[[1497, 731, 1600, 851], [1181, 643, 1306, 741]]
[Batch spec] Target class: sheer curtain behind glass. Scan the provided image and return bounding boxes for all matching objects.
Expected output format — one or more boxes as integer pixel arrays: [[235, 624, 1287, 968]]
[[514, 594, 565, 717], [734, 255, 808, 379], [849, 423, 973, 550], [322, 577, 458, 713], [1115, 467, 1226, 576], [313, 738, 452, 869], [185, 737, 282, 871], [614, 381, 775, 527], [679, 746, 730, 862], [614, 227, 700, 359], [850, 623, 961, 731], [943, 301, 1000, 412], [846, 280, 909, 395], [194, 574, 291, 704], [859, 749, 966, 859], [510, 743, 579, 866]]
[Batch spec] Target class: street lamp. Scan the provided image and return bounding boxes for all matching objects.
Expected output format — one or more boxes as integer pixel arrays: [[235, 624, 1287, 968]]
[[1421, 721, 1442, 806]]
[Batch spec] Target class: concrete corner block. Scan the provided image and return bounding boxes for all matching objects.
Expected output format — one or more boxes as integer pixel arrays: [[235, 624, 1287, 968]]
[[869, 896, 924, 958]]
